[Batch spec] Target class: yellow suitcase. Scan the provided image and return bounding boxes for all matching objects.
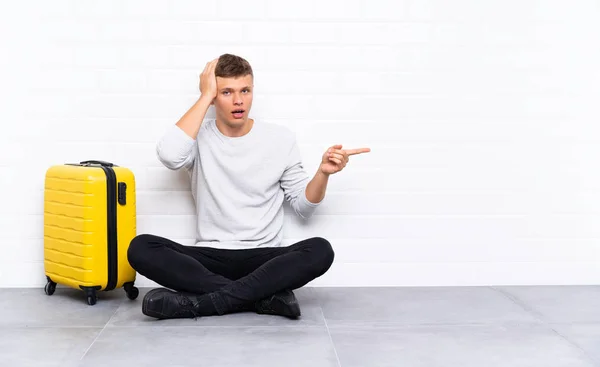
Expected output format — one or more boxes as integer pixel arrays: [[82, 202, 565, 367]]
[[43, 160, 139, 305]]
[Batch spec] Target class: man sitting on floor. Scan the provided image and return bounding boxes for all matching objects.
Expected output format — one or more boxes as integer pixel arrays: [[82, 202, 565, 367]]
[[127, 54, 370, 320]]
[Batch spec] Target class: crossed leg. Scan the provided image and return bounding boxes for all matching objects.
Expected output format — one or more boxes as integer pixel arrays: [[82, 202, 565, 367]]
[[127, 234, 334, 317]]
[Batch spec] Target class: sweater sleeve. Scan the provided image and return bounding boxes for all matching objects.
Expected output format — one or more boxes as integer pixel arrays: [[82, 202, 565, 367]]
[[156, 124, 198, 171], [280, 137, 321, 219]]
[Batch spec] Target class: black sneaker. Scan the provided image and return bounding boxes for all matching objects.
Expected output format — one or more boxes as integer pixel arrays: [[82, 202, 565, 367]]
[[254, 290, 301, 319], [142, 288, 200, 320]]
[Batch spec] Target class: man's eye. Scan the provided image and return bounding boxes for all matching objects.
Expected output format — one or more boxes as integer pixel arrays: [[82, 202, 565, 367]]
[[222, 91, 230, 95]]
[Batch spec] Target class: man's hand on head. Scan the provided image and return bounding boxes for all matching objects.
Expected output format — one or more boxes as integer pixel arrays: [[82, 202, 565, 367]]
[[319, 144, 371, 176], [199, 58, 219, 103]]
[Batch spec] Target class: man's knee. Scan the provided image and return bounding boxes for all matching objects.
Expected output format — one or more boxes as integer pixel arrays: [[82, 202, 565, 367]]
[[310, 237, 335, 274], [127, 234, 153, 269]]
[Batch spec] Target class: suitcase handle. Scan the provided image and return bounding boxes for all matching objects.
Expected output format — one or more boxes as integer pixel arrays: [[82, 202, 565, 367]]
[[80, 160, 114, 167]]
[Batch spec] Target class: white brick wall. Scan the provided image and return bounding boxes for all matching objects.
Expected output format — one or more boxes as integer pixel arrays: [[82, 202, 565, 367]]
[[1, 0, 600, 288]]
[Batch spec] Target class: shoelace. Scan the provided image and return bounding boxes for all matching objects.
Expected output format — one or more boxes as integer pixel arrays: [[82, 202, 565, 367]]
[[173, 295, 201, 319], [257, 297, 277, 313]]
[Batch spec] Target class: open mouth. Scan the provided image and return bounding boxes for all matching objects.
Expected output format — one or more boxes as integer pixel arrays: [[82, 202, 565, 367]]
[[231, 109, 245, 119]]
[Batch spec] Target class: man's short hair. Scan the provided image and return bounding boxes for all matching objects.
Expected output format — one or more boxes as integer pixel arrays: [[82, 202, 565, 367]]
[[216, 54, 253, 78]]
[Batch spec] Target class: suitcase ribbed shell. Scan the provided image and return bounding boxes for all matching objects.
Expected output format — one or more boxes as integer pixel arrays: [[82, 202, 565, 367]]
[[43, 164, 136, 294]]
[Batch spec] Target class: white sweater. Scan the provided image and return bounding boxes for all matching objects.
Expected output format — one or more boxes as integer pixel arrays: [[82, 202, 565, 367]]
[[156, 119, 321, 250]]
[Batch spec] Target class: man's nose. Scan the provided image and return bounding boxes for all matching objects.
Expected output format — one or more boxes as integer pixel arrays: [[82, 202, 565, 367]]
[[234, 93, 243, 105]]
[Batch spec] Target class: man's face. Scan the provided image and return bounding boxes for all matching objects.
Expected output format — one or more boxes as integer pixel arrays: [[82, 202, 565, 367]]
[[214, 74, 254, 128]]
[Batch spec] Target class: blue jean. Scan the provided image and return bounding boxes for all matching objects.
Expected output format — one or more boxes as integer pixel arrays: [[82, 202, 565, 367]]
[[127, 234, 335, 315]]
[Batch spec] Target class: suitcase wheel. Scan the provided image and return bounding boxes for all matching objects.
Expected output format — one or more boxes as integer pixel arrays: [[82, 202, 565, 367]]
[[124, 282, 139, 300], [82, 287, 98, 306], [86, 291, 97, 305], [87, 295, 97, 306], [44, 278, 57, 296]]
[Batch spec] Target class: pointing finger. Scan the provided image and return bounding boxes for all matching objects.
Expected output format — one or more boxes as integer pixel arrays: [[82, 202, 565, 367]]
[[345, 148, 371, 156]]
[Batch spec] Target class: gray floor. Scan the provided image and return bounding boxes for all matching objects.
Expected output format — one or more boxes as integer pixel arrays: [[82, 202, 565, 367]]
[[0, 286, 599, 367]]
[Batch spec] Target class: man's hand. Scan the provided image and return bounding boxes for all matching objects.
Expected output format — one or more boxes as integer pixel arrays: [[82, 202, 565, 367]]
[[174, 58, 219, 139], [199, 58, 218, 103], [319, 144, 371, 175]]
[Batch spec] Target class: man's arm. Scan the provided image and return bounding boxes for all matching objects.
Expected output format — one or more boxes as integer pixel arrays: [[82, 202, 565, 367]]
[[280, 139, 323, 219], [304, 143, 371, 202], [156, 59, 218, 170], [175, 96, 213, 140], [175, 58, 218, 139], [281, 140, 371, 218], [305, 169, 329, 204]]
